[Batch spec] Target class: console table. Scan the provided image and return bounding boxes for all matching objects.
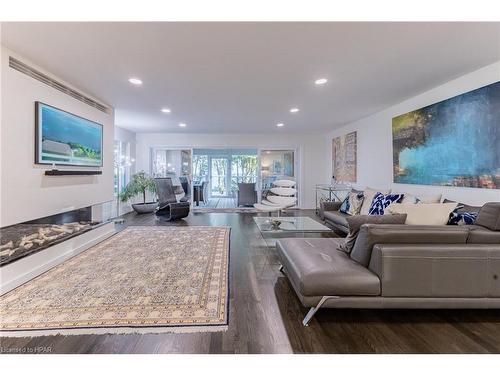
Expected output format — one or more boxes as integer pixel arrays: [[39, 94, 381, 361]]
[[315, 184, 350, 214]]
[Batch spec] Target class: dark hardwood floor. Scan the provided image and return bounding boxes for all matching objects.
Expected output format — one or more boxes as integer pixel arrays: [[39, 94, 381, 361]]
[[1, 210, 500, 354], [197, 197, 238, 209]]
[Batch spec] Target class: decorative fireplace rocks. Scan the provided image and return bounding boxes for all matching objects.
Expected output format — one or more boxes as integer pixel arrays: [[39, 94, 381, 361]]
[[0, 222, 93, 266], [0, 206, 105, 266]]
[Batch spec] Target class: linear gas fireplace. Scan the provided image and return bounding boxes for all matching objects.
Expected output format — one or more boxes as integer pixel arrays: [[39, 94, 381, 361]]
[[0, 203, 113, 267]]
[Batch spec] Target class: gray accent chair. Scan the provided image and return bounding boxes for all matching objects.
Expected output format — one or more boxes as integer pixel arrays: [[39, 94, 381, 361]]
[[276, 202, 500, 326], [199, 181, 209, 205], [237, 182, 257, 207], [154, 178, 190, 220], [178, 176, 191, 203], [193, 180, 209, 206]]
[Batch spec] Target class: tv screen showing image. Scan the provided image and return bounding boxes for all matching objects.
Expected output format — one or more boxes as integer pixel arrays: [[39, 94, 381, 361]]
[[36, 102, 103, 167]]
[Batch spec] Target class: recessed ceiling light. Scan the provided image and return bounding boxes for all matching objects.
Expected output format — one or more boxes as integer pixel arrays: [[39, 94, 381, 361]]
[[179, 123, 187, 127], [315, 78, 328, 85], [161, 108, 171, 113], [128, 77, 143, 85], [290, 108, 299, 113], [276, 123, 284, 127]]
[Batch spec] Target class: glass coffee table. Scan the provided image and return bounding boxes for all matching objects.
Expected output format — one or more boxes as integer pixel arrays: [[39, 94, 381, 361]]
[[253, 216, 333, 247]]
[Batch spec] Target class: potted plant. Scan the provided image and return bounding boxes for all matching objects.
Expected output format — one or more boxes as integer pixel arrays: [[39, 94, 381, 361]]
[[119, 171, 158, 214]]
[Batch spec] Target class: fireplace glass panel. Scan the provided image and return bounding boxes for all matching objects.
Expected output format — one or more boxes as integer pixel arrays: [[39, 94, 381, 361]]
[[0, 201, 113, 266]]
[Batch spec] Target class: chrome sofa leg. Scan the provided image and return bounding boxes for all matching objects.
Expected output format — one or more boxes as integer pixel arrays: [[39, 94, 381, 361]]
[[302, 307, 318, 326], [278, 264, 284, 273], [302, 296, 339, 326]]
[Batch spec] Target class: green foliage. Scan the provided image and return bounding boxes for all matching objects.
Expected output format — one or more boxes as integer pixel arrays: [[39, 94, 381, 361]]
[[119, 171, 156, 203], [68, 142, 100, 160], [392, 110, 426, 134]]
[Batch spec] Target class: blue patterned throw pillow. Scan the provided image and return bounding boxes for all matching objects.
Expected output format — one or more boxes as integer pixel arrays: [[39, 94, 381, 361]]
[[339, 192, 364, 215], [339, 196, 350, 214], [447, 207, 478, 225], [368, 192, 404, 215]]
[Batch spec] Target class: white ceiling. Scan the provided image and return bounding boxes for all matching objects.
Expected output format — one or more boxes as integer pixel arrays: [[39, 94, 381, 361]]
[[2, 22, 499, 133]]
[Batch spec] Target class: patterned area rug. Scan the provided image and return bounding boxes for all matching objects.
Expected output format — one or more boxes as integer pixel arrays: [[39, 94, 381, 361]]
[[0, 226, 230, 337]]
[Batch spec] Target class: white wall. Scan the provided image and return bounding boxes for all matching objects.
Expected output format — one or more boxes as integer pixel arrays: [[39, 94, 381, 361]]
[[0, 46, 115, 226], [136, 133, 327, 209], [326, 61, 500, 206]]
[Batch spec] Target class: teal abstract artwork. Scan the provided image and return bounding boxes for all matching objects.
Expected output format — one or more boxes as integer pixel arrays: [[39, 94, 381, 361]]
[[392, 81, 500, 189]]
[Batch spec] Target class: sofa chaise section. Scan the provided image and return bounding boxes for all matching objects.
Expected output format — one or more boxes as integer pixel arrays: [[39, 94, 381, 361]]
[[276, 202, 500, 326], [276, 238, 380, 298]]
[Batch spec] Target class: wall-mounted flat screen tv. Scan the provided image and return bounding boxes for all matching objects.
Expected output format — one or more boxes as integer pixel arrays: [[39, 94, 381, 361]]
[[36, 102, 103, 167]]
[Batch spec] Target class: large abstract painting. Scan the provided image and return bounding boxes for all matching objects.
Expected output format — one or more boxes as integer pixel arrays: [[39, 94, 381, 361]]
[[392, 81, 500, 189], [332, 131, 357, 182]]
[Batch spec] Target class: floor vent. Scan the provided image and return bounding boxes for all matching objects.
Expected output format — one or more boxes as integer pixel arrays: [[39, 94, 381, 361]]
[[9, 56, 111, 114]]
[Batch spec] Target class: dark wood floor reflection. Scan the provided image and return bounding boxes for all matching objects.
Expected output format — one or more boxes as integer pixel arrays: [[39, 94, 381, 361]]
[[1, 210, 500, 354]]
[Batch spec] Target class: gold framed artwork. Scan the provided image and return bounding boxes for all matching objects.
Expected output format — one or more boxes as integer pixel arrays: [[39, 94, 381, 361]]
[[332, 131, 357, 182]]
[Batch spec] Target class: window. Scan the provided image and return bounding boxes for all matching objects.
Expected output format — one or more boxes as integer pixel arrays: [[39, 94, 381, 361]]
[[152, 149, 168, 177], [151, 149, 192, 178], [211, 157, 229, 196], [230, 155, 258, 193], [193, 155, 209, 184], [260, 149, 295, 189], [114, 141, 131, 195]]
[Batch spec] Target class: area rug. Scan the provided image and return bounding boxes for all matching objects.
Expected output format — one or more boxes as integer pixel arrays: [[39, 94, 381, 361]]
[[0, 226, 230, 337]]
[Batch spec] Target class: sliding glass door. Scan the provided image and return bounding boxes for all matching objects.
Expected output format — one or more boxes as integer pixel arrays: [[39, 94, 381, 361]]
[[231, 155, 258, 192], [211, 157, 229, 197], [193, 149, 258, 201]]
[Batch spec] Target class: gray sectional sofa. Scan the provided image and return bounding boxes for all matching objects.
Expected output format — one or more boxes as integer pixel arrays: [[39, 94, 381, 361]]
[[276, 202, 500, 326], [320, 201, 348, 234]]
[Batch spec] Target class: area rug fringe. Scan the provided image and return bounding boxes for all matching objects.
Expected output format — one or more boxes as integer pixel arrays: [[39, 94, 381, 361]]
[[0, 325, 228, 337]]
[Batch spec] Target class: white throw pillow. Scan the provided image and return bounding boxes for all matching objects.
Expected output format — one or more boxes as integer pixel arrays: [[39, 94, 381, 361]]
[[387, 203, 458, 225], [401, 194, 420, 204], [392, 192, 442, 204], [359, 187, 390, 215], [416, 193, 442, 203]]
